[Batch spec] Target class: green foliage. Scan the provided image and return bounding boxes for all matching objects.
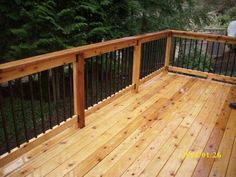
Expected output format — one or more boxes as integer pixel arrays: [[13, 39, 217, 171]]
[[0, 0, 208, 63]]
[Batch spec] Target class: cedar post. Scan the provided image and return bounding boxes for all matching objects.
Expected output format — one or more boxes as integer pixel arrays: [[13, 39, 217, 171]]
[[164, 31, 172, 70], [73, 54, 85, 128], [132, 40, 142, 93]]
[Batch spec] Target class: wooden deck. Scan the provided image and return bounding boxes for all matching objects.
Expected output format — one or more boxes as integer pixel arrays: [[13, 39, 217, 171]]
[[1, 72, 236, 177]]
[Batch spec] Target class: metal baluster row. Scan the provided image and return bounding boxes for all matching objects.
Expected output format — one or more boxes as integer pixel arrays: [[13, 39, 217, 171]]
[[84, 47, 134, 109], [0, 64, 73, 155], [140, 38, 166, 79], [171, 37, 236, 76]]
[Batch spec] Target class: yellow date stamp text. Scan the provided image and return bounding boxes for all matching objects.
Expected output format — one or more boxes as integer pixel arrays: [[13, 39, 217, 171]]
[[182, 151, 222, 159]]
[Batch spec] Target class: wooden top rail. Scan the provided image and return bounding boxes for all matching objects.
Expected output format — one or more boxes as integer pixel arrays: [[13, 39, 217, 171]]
[[1, 29, 236, 83], [0, 37, 136, 83], [171, 30, 236, 44]]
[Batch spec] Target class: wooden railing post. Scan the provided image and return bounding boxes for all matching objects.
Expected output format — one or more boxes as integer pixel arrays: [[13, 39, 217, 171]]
[[132, 40, 142, 93], [164, 31, 172, 70], [73, 54, 85, 128]]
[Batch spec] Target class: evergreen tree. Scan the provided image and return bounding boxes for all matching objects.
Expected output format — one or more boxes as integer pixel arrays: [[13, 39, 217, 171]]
[[0, 0, 208, 63]]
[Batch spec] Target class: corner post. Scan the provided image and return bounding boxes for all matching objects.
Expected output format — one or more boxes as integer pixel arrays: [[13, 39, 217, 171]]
[[73, 54, 85, 128], [132, 40, 142, 93], [164, 31, 172, 70]]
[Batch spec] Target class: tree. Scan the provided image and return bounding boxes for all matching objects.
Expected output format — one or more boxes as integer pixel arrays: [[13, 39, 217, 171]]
[[0, 0, 208, 63]]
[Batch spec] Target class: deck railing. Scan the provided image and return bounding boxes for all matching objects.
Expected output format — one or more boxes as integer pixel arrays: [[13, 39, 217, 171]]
[[168, 30, 236, 83], [0, 29, 235, 166]]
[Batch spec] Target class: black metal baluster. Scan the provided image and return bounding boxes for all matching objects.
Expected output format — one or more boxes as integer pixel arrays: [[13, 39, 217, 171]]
[[119, 50, 123, 88], [85, 61, 89, 108], [141, 44, 145, 77], [121, 49, 124, 88], [52, 69, 59, 125], [120, 50, 123, 89], [140, 44, 144, 78], [225, 44, 232, 76], [128, 47, 132, 84], [197, 40, 203, 71], [130, 47, 134, 84], [116, 50, 121, 92], [124, 48, 128, 87], [182, 38, 187, 68], [129, 47, 133, 85], [159, 39, 162, 67], [18, 79, 28, 141], [47, 70, 52, 128], [68, 64, 73, 116], [109, 53, 112, 95], [122, 48, 127, 88], [171, 38, 177, 66], [186, 39, 192, 69], [162, 38, 167, 66], [101, 55, 104, 100], [147, 42, 151, 74], [62, 66, 66, 120], [176, 38, 181, 67], [29, 76, 37, 137], [96, 56, 99, 103], [159, 39, 163, 67], [209, 42, 215, 72], [150, 41, 154, 71], [91, 58, 94, 106], [153, 40, 157, 70], [203, 41, 209, 72], [105, 53, 108, 98], [145, 42, 152, 73], [144, 43, 148, 77], [219, 43, 226, 74], [155, 40, 158, 70], [123, 48, 128, 88], [38, 73, 45, 132], [192, 40, 198, 70], [230, 49, 236, 77], [158, 39, 162, 67], [144, 43, 148, 76], [113, 51, 117, 94], [151, 41, 155, 72], [0, 85, 10, 152], [213, 43, 221, 73]]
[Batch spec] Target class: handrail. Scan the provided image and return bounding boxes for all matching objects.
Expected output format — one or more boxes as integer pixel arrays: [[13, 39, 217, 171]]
[[0, 30, 169, 83], [171, 30, 236, 44], [0, 30, 169, 161], [169, 30, 236, 84], [0, 29, 236, 167], [1, 29, 236, 74]]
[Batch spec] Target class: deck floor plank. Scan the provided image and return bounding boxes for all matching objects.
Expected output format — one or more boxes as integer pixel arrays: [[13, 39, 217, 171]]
[[209, 108, 236, 177], [226, 135, 236, 177], [5, 73, 177, 176], [137, 81, 220, 177], [175, 85, 231, 177], [192, 86, 236, 177], [46, 76, 191, 176], [88, 79, 203, 177], [118, 80, 212, 177], [157, 84, 228, 177], [0, 73, 235, 177]]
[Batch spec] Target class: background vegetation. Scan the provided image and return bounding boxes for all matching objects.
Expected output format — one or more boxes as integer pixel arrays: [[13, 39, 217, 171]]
[[0, 0, 210, 63]]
